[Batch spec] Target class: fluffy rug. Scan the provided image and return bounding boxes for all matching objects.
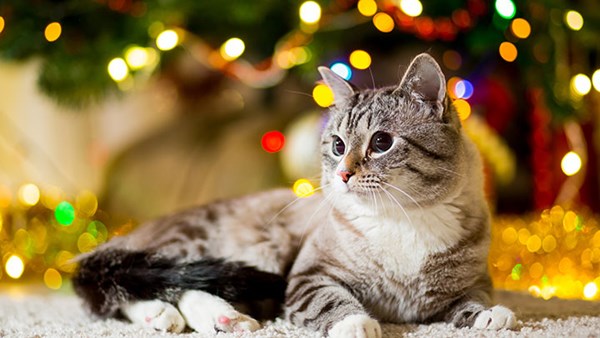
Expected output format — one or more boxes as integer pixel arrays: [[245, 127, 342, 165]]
[[1, 287, 599, 338]]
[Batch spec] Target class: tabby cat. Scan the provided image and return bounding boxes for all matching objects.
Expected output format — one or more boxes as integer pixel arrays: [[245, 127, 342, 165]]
[[73, 53, 516, 337]]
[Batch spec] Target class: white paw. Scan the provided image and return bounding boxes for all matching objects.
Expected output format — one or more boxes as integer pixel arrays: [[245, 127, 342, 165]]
[[473, 305, 516, 330], [328, 314, 382, 338], [122, 300, 185, 333], [178, 290, 260, 334]]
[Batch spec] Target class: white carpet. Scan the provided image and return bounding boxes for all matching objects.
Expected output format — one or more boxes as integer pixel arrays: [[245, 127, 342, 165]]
[[1, 287, 599, 338]]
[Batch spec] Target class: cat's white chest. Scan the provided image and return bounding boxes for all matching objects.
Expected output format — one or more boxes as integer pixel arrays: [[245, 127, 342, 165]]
[[358, 204, 465, 276]]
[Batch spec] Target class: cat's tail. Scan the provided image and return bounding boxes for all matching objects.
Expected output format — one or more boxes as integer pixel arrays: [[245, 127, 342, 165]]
[[72, 249, 287, 317]]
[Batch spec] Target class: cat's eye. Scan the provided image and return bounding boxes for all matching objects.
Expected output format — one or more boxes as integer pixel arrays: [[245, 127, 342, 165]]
[[370, 132, 393, 153], [332, 135, 345, 156]]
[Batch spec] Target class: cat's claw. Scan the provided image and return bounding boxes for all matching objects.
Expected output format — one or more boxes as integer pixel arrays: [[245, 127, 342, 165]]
[[328, 314, 382, 338], [473, 305, 517, 330]]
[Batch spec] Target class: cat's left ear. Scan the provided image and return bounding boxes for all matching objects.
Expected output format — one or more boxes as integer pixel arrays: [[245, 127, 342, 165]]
[[318, 66, 355, 105], [396, 53, 446, 116]]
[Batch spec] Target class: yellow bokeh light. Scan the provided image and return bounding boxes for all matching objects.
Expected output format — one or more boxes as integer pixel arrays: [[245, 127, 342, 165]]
[[453, 99, 471, 120], [0, 185, 11, 208], [357, 0, 378, 17], [5, 255, 25, 279], [0, 16, 5, 34], [107, 58, 129, 82], [499, 41, 518, 62], [518, 228, 530, 244], [44, 22, 62, 42], [501, 227, 518, 244], [526, 235, 542, 252], [570, 74, 591, 96], [41, 185, 64, 210], [313, 84, 334, 107], [511, 18, 531, 39], [125, 46, 149, 70], [299, 1, 322, 24], [561, 151, 582, 176], [220, 37, 245, 61], [565, 10, 584, 31], [44, 268, 62, 290], [373, 12, 394, 33], [55, 250, 76, 273], [0, 212, 3, 233], [592, 69, 600, 92], [349, 50, 372, 70], [399, 0, 423, 17], [542, 235, 556, 253], [78, 233, 98, 253], [529, 262, 544, 279], [293, 179, 315, 198], [563, 211, 577, 232], [76, 190, 98, 218], [18, 183, 40, 206], [156, 29, 179, 51], [584, 282, 598, 300]]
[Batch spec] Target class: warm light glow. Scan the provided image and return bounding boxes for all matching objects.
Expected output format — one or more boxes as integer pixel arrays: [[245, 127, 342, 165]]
[[511, 18, 531, 39], [453, 99, 471, 120], [330, 63, 352, 80], [442, 50, 461, 70], [313, 84, 334, 107], [499, 41, 518, 62], [592, 69, 600, 92], [5, 255, 25, 279], [373, 12, 395, 33], [0, 16, 5, 35], [44, 22, 62, 42], [293, 179, 315, 198], [76, 190, 98, 218], [571, 74, 591, 96], [495, 0, 516, 20], [261, 131, 286, 153], [220, 38, 245, 61], [561, 151, 582, 176], [349, 50, 372, 70], [107, 58, 129, 82], [44, 268, 62, 290], [565, 10, 584, 31], [399, 0, 423, 17], [299, 1, 322, 24], [156, 29, 179, 51], [357, 0, 378, 17], [584, 282, 598, 299], [78, 233, 98, 253], [18, 183, 40, 206], [125, 46, 149, 70]]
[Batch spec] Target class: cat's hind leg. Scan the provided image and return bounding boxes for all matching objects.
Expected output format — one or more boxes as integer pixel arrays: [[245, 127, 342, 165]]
[[177, 290, 260, 334], [121, 299, 186, 333]]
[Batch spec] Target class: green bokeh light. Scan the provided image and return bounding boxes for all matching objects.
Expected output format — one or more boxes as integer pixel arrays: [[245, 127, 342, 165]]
[[495, 0, 516, 20], [55, 201, 75, 226]]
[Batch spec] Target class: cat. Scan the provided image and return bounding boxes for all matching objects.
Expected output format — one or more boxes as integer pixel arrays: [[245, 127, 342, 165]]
[[73, 53, 516, 337]]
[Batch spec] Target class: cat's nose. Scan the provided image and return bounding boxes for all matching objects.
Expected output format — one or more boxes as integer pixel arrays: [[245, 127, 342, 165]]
[[337, 170, 354, 183]]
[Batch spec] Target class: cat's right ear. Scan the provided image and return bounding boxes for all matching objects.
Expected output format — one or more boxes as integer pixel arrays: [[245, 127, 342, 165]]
[[318, 66, 355, 105]]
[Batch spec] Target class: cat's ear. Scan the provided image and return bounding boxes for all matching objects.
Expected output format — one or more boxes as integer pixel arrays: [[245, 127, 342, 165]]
[[318, 66, 355, 105], [396, 53, 446, 110]]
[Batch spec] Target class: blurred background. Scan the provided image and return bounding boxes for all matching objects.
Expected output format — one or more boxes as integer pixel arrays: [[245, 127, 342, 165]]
[[0, 0, 599, 300]]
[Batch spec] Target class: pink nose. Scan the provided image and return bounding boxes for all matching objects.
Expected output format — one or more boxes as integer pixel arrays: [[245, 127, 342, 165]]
[[338, 170, 354, 183]]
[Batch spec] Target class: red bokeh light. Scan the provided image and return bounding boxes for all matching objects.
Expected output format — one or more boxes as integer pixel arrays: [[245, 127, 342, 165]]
[[261, 130, 285, 153]]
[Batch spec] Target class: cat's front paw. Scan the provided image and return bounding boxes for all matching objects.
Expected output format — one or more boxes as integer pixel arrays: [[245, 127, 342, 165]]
[[328, 314, 382, 338], [473, 305, 516, 330]]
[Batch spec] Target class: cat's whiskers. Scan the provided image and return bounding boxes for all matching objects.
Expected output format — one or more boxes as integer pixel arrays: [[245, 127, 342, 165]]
[[295, 190, 335, 249], [434, 165, 464, 178], [381, 182, 423, 213], [263, 183, 330, 231], [379, 185, 413, 227]]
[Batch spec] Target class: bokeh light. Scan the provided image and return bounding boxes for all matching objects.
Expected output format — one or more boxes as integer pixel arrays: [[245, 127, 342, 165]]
[[495, 0, 516, 20], [44, 268, 62, 290], [499, 41, 518, 62], [293, 178, 315, 198], [561, 151, 582, 176], [44, 22, 62, 42], [77, 233, 98, 253], [0, 16, 5, 35], [592, 69, 600, 92], [511, 18, 531, 39], [349, 50, 372, 70], [299, 1, 322, 24], [330, 62, 352, 80], [453, 99, 471, 120], [125, 46, 149, 70], [565, 10, 584, 31], [399, 0, 423, 17], [55, 201, 75, 226], [5, 255, 25, 279], [454, 79, 474, 99], [584, 282, 598, 300], [442, 50, 461, 70], [313, 84, 334, 107], [76, 190, 98, 218], [107, 58, 129, 82], [18, 183, 40, 207], [373, 12, 394, 33], [571, 74, 591, 96], [220, 37, 245, 61], [357, 0, 377, 17], [156, 29, 179, 51], [261, 131, 285, 153]]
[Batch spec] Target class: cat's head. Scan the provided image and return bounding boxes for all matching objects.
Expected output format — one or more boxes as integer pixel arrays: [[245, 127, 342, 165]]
[[319, 53, 469, 216]]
